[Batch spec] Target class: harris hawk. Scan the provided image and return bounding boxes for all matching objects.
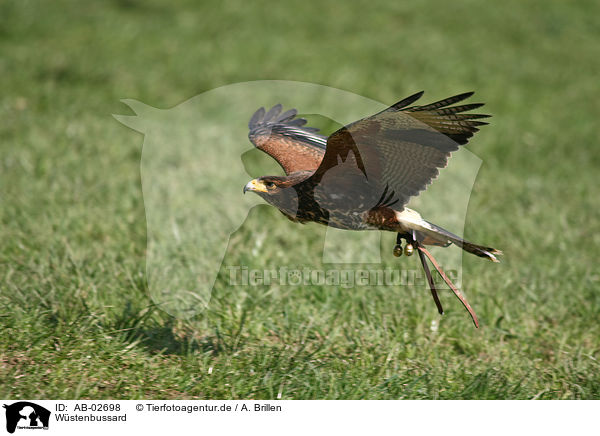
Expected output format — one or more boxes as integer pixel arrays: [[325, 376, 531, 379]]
[[243, 91, 501, 327]]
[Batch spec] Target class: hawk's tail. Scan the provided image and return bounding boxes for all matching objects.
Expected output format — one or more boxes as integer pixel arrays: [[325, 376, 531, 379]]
[[420, 220, 502, 263]]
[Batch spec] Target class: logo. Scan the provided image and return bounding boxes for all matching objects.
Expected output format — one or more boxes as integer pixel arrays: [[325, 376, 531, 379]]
[[3, 402, 50, 434]]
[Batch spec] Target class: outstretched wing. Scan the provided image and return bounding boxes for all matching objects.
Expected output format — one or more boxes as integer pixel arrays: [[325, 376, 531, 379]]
[[311, 91, 490, 209], [248, 104, 327, 175]]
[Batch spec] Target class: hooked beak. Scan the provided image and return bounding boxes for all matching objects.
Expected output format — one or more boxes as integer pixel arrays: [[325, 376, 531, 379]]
[[243, 179, 266, 194]]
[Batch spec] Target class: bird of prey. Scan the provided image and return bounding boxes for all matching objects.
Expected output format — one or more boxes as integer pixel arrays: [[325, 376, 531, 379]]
[[243, 91, 501, 327]]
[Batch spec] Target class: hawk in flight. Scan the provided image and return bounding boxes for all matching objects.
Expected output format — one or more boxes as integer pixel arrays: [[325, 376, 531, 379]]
[[243, 91, 501, 327]]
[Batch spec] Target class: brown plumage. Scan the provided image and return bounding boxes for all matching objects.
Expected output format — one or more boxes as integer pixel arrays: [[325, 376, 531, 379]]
[[244, 92, 502, 327]]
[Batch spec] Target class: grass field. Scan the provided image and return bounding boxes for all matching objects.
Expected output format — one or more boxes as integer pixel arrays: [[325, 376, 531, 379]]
[[1, 0, 599, 399]]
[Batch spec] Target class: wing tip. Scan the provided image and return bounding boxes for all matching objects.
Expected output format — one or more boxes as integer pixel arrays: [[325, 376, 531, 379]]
[[455, 91, 475, 100], [390, 91, 425, 110], [410, 91, 484, 112], [248, 106, 266, 129]]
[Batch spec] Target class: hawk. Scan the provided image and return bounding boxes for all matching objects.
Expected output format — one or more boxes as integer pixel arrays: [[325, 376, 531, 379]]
[[243, 91, 501, 327]]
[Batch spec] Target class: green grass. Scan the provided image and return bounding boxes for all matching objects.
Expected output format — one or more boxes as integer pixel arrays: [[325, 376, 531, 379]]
[[1, 0, 599, 399]]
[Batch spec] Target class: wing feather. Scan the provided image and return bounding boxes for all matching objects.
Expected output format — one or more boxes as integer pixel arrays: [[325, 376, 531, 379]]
[[248, 104, 326, 175], [310, 92, 490, 210]]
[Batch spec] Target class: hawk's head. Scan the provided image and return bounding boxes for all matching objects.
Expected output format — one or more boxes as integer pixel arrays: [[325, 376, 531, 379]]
[[243, 176, 288, 196], [243, 173, 308, 217]]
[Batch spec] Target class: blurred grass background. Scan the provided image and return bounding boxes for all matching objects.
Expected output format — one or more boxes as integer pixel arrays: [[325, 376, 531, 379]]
[[1, 0, 599, 399]]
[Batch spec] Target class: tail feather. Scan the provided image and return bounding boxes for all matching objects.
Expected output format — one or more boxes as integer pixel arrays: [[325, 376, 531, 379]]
[[421, 220, 502, 263]]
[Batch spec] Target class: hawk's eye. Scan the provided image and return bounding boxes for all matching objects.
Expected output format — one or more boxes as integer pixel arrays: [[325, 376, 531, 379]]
[[265, 181, 276, 189]]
